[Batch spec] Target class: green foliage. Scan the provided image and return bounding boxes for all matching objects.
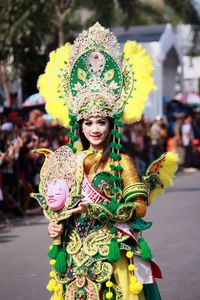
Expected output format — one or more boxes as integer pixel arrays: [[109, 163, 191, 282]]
[[117, 0, 165, 26], [82, 0, 115, 27], [165, 0, 200, 55], [1, 0, 200, 96], [0, 0, 52, 58], [0, 0, 53, 79], [165, 0, 200, 25]]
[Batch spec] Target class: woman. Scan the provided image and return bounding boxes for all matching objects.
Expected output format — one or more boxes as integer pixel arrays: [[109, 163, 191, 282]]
[[38, 23, 178, 300]]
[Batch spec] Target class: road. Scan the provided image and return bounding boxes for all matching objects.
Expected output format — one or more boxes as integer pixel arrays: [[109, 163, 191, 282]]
[[145, 170, 200, 299], [0, 170, 200, 300]]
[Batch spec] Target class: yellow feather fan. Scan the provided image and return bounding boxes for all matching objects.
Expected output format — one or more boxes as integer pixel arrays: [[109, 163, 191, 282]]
[[143, 152, 179, 204], [122, 41, 156, 124], [37, 43, 72, 128]]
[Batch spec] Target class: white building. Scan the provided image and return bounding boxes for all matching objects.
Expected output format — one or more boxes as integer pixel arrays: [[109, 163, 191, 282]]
[[112, 24, 183, 120]]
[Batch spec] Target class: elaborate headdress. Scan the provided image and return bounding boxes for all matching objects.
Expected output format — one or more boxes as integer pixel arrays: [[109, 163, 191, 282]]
[[38, 22, 155, 128]]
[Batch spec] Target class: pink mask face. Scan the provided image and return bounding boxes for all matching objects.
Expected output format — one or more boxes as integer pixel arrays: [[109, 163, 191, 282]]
[[45, 179, 69, 211]]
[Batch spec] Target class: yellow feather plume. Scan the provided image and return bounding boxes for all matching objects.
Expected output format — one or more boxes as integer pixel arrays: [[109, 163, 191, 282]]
[[37, 39, 155, 126], [149, 152, 179, 203], [37, 43, 72, 128], [122, 40, 156, 123]]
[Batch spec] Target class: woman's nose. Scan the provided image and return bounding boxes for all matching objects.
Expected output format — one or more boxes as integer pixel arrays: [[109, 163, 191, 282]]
[[91, 124, 99, 132]]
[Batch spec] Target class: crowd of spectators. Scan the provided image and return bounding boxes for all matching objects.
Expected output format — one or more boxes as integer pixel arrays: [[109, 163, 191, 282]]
[[122, 113, 200, 174], [0, 108, 69, 220], [0, 106, 200, 221]]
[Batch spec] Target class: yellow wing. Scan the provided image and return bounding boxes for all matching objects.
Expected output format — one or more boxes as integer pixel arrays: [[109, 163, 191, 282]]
[[142, 152, 179, 204]]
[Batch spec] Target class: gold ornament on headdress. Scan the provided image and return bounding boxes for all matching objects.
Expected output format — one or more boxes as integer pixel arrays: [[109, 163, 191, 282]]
[[37, 22, 155, 127]]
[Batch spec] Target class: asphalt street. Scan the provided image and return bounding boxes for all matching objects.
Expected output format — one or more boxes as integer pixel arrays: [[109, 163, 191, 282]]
[[0, 170, 200, 300]]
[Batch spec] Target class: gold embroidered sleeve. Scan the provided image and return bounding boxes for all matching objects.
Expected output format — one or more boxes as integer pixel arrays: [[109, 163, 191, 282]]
[[120, 154, 140, 188], [120, 155, 148, 217]]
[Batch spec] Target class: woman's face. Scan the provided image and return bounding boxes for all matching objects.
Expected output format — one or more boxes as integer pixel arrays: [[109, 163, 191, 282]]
[[82, 116, 110, 150]]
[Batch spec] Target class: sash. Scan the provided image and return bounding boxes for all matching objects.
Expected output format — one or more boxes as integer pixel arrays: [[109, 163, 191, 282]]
[[81, 174, 110, 204], [81, 174, 137, 242], [81, 174, 162, 282]]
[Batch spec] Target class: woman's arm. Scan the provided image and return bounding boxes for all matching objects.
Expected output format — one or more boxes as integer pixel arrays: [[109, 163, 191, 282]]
[[120, 154, 148, 217]]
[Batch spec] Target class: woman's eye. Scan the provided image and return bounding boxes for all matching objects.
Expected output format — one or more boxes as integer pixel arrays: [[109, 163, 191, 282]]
[[98, 121, 106, 125], [84, 122, 92, 126]]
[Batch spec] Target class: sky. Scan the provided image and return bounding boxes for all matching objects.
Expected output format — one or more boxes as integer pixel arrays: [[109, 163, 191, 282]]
[[193, 0, 200, 16]]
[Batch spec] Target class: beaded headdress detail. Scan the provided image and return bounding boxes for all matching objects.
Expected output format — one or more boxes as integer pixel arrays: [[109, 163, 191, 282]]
[[38, 22, 155, 127]]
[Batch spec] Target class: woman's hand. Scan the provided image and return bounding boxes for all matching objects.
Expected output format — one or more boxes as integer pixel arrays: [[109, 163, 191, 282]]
[[77, 201, 88, 213], [48, 202, 90, 238], [48, 221, 64, 238], [65, 201, 89, 215], [134, 199, 146, 218]]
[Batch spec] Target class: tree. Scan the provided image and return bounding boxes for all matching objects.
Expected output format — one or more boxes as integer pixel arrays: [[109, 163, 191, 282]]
[[165, 0, 200, 55], [52, 0, 76, 46], [0, 0, 52, 107], [1, 0, 200, 109], [84, 0, 200, 54], [76, 0, 165, 28]]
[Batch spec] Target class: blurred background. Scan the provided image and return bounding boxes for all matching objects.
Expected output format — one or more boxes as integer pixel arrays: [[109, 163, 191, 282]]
[[0, 0, 200, 218]]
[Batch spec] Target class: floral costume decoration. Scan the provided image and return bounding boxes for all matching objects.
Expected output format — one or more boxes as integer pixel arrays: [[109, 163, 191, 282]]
[[37, 23, 179, 300]]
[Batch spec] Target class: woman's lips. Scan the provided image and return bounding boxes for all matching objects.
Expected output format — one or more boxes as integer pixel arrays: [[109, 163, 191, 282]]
[[90, 135, 101, 140]]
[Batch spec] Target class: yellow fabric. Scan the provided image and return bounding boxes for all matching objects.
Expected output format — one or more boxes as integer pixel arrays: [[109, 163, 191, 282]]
[[84, 151, 139, 187], [83, 150, 146, 216], [112, 252, 146, 300], [120, 155, 140, 188]]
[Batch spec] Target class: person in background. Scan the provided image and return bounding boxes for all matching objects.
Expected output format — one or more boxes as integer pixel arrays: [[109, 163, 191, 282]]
[[150, 116, 167, 160], [181, 115, 197, 173]]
